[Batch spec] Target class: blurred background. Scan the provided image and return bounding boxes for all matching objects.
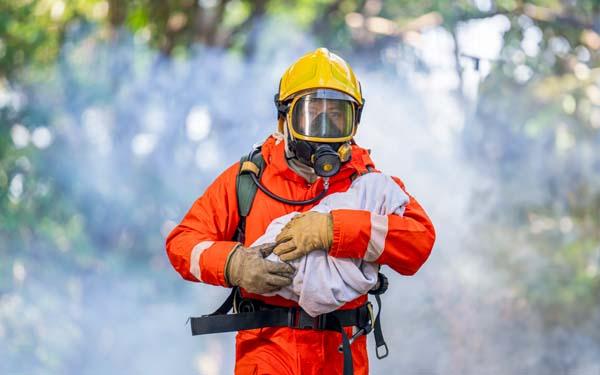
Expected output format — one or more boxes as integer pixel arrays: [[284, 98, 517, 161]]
[[1, 0, 599, 374]]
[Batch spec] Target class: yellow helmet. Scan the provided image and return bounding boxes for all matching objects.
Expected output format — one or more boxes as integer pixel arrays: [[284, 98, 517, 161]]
[[275, 48, 365, 143], [277, 48, 363, 104]]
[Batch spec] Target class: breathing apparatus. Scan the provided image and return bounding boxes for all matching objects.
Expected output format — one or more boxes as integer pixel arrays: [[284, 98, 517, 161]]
[[245, 48, 365, 206], [275, 88, 362, 178], [290, 140, 348, 178]]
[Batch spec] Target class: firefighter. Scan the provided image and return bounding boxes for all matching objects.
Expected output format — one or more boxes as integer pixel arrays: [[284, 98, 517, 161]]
[[166, 48, 436, 375]]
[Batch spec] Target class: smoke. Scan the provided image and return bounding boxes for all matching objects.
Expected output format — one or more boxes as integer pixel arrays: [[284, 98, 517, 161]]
[[1, 15, 599, 375]]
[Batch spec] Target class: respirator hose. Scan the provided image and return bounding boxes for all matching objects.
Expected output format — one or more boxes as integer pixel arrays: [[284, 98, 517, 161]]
[[249, 172, 329, 206]]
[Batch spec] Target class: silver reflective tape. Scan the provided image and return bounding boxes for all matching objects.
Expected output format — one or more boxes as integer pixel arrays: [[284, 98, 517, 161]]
[[365, 214, 388, 262], [190, 241, 214, 281]]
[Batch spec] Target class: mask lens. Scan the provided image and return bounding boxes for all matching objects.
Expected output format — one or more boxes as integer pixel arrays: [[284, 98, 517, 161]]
[[291, 90, 355, 140]]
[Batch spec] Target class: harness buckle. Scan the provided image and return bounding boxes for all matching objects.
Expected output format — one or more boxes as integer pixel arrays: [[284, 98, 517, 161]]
[[287, 308, 326, 330], [236, 297, 261, 313], [297, 309, 315, 329], [337, 303, 375, 352], [376, 342, 389, 359], [365, 302, 375, 333]]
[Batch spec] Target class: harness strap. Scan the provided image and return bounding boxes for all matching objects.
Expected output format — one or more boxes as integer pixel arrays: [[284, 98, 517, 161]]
[[373, 294, 389, 359], [207, 286, 237, 316], [190, 279, 389, 372], [330, 314, 354, 375], [366, 272, 389, 359], [190, 301, 371, 335], [191, 308, 291, 333], [189, 296, 371, 375], [235, 147, 265, 244]]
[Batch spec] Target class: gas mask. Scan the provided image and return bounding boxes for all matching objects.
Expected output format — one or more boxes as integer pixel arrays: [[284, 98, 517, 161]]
[[280, 89, 358, 177], [288, 131, 352, 178]]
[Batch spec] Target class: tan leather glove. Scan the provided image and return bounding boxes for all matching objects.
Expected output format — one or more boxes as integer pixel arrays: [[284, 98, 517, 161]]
[[225, 242, 295, 294], [273, 212, 333, 262]]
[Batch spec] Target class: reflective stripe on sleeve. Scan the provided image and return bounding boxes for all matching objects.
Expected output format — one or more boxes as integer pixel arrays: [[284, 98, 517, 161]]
[[190, 241, 215, 281], [364, 214, 388, 262]]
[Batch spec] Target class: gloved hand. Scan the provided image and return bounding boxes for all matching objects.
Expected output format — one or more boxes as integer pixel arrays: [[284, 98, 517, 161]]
[[225, 242, 295, 294], [273, 211, 333, 262]]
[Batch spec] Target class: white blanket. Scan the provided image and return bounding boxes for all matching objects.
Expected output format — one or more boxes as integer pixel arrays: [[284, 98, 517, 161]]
[[251, 173, 409, 317]]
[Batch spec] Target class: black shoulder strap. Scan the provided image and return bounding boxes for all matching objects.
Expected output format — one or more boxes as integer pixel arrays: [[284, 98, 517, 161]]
[[234, 147, 265, 243]]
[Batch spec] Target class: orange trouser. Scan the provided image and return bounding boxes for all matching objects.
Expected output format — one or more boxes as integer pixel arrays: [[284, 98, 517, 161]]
[[234, 326, 368, 375]]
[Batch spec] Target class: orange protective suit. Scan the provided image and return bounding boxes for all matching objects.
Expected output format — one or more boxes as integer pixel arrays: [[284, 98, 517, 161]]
[[166, 136, 436, 374]]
